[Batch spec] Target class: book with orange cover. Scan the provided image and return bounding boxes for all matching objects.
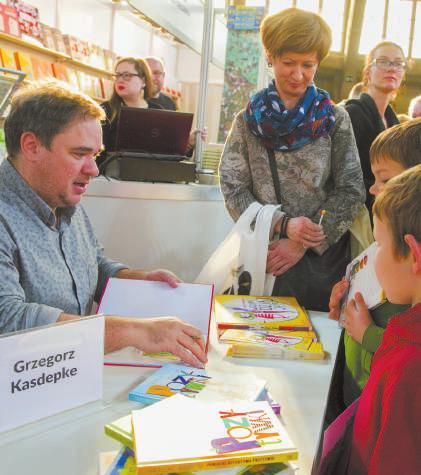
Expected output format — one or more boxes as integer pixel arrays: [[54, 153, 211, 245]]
[[52, 62, 69, 82], [30, 57, 53, 80]]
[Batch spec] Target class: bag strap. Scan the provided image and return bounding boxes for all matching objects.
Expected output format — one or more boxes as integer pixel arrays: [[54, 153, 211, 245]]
[[267, 148, 282, 204]]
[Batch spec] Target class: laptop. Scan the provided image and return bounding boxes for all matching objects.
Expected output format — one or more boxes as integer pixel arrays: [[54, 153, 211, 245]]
[[115, 107, 193, 161]]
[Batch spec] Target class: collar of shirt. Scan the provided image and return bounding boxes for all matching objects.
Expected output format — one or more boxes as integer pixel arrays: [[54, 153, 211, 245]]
[[0, 159, 76, 229]]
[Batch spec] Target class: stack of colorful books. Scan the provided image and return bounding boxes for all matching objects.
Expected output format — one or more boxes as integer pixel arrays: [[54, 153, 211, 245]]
[[103, 363, 298, 474], [104, 397, 298, 474], [214, 295, 325, 360]]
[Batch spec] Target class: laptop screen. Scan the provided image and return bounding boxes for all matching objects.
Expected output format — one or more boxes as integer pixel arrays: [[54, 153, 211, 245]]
[[115, 107, 193, 156]]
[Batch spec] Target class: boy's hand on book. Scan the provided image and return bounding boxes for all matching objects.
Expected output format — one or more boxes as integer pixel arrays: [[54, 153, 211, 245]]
[[329, 278, 349, 321], [341, 292, 373, 344], [128, 317, 207, 368], [267, 239, 306, 275], [145, 269, 182, 288], [287, 217, 326, 248]]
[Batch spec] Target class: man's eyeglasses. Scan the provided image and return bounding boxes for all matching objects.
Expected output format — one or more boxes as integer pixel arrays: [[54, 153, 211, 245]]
[[112, 72, 141, 81], [371, 59, 406, 71]]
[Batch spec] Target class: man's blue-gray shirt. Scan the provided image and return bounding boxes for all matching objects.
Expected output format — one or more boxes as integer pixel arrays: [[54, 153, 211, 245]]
[[0, 159, 127, 333]]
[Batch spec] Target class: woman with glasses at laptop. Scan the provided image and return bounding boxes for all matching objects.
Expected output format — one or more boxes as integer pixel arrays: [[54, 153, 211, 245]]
[[98, 57, 159, 169], [219, 8, 365, 312], [344, 41, 406, 223]]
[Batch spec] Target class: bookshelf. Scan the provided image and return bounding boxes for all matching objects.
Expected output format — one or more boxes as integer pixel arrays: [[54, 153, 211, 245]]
[[0, 31, 113, 103]]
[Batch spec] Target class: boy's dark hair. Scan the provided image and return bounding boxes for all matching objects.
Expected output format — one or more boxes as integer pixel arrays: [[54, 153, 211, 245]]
[[373, 164, 421, 257], [370, 118, 421, 168], [5, 82, 105, 160]]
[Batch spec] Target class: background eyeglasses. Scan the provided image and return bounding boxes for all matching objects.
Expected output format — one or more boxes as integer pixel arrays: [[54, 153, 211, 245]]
[[371, 59, 406, 71], [112, 72, 141, 81]]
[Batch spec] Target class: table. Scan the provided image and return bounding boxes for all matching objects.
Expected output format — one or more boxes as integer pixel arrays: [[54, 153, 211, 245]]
[[0, 312, 340, 475]]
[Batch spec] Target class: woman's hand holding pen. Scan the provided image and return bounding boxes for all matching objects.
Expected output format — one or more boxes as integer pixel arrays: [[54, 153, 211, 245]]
[[286, 216, 326, 248], [266, 239, 306, 276]]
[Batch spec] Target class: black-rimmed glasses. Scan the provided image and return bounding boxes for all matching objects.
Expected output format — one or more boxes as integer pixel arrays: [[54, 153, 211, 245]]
[[112, 72, 141, 81]]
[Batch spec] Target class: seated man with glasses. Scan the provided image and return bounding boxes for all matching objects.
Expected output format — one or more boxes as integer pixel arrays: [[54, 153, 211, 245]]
[[344, 41, 406, 223], [145, 56, 207, 156]]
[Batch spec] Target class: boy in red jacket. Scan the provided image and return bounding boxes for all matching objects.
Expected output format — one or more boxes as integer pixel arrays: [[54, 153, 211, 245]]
[[347, 164, 421, 474]]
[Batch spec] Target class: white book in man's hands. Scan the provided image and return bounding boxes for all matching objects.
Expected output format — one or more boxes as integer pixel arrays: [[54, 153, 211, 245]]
[[97, 278, 214, 367], [341, 242, 386, 316]]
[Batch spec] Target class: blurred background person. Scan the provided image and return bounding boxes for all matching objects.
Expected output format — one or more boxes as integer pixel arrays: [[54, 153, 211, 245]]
[[345, 41, 406, 223], [145, 56, 207, 157], [408, 94, 421, 118], [219, 8, 365, 312], [145, 56, 177, 111]]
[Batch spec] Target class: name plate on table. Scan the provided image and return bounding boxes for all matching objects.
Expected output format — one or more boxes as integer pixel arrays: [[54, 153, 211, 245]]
[[0, 315, 104, 433]]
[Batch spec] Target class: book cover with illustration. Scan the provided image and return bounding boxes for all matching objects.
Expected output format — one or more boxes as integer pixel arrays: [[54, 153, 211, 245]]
[[128, 363, 267, 406], [215, 296, 311, 331], [342, 242, 385, 311], [220, 329, 324, 360], [131, 395, 298, 474]]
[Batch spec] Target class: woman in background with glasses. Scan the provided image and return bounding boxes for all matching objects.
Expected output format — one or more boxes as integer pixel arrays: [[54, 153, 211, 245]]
[[98, 57, 158, 169], [345, 41, 406, 223]]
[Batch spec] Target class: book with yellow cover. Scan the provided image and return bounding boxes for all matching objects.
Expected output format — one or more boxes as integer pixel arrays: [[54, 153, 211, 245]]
[[226, 341, 325, 361], [215, 295, 312, 331], [0, 47, 17, 70], [131, 395, 298, 474], [13, 51, 34, 80], [219, 329, 317, 347]]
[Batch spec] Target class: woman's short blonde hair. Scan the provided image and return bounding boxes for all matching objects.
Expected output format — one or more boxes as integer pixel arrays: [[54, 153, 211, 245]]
[[260, 8, 331, 62]]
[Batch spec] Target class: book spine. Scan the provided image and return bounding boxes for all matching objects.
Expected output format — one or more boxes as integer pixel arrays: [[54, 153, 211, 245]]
[[217, 324, 312, 331], [128, 394, 156, 405], [136, 452, 298, 474], [104, 426, 133, 449]]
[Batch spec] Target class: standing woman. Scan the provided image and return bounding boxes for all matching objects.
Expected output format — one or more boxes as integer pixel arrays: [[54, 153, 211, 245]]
[[219, 8, 365, 311], [345, 41, 406, 222], [98, 57, 156, 168]]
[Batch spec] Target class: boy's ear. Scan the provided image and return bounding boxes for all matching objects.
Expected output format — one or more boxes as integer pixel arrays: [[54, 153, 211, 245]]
[[404, 234, 421, 273]]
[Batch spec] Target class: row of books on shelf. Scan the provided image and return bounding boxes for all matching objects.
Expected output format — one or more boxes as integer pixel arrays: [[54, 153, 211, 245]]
[[102, 362, 298, 474], [0, 46, 113, 98], [0, 1, 118, 71]]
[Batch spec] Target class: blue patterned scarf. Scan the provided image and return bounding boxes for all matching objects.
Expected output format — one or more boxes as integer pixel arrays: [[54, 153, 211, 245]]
[[244, 81, 335, 151]]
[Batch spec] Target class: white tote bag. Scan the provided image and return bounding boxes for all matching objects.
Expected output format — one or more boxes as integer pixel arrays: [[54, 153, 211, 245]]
[[195, 202, 281, 296]]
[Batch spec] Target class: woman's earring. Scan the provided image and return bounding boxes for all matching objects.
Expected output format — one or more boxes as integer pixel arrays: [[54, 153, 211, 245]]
[[268, 62, 272, 67]]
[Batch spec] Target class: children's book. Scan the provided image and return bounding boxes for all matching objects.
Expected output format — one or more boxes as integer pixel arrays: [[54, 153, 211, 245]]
[[128, 363, 267, 405], [341, 242, 386, 312], [214, 296, 312, 331], [131, 395, 298, 474], [99, 446, 135, 475], [104, 413, 134, 449], [220, 329, 325, 360], [97, 279, 214, 367], [103, 416, 287, 474]]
